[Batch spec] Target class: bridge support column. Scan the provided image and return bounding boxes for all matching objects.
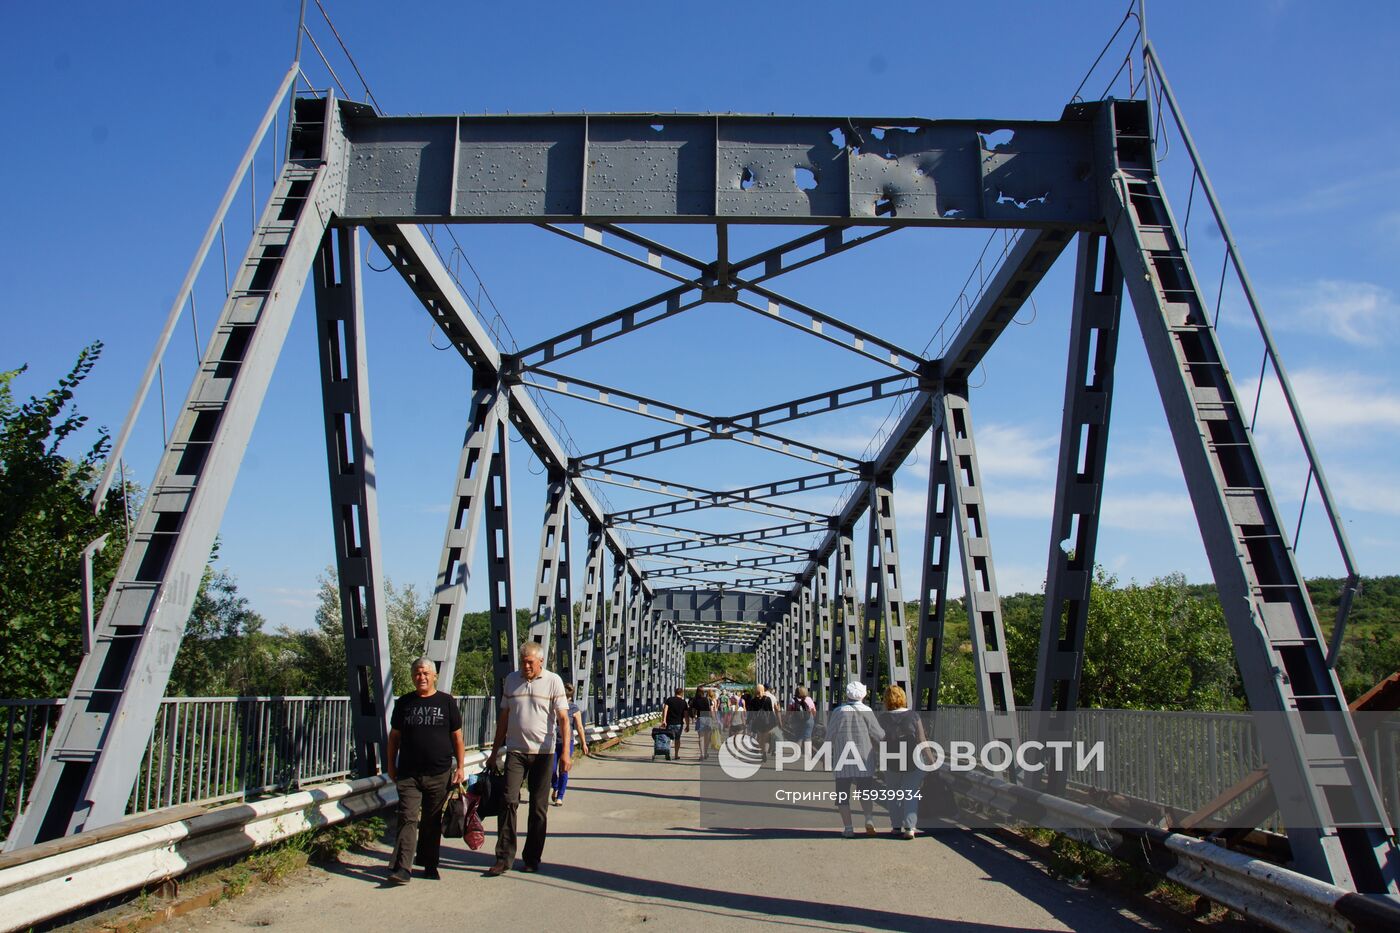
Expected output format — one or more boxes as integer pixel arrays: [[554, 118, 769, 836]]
[[864, 477, 911, 700], [526, 470, 569, 661], [1104, 138, 1397, 888], [484, 398, 519, 696], [577, 520, 605, 719], [424, 378, 506, 689], [623, 573, 642, 716], [800, 581, 814, 697], [313, 226, 392, 777], [914, 388, 953, 713], [1032, 233, 1123, 795], [814, 563, 832, 717], [832, 524, 859, 703], [603, 553, 628, 725], [942, 388, 1018, 744]]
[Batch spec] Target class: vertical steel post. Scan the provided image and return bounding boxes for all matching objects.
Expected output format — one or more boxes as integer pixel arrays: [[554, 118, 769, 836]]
[[554, 507, 575, 690], [603, 554, 628, 725], [423, 380, 505, 688], [526, 469, 569, 659], [577, 520, 605, 717], [800, 581, 814, 695], [1033, 233, 1123, 727], [865, 479, 912, 699], [941, 388, 1019, 743], [312, 225, 392, 776], [623, 573, 642, 716], [814, 563, 832, 717], [914, 392, 954, 712], [833, 524, 860, 701], [484, 401, 518, 696]]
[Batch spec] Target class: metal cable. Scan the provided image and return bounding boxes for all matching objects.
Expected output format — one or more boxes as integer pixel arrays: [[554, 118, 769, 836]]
[[1070, 1, 1138, 103], [313, 0, 383, 113], [302, 27, 351, 101]]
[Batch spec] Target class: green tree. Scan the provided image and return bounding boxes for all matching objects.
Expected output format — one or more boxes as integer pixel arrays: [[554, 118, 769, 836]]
[[685, 651, 754, 687], [283, 569, 437, 696], [166, 554, 301, 696], [1002, 570, 1240, 710], [0, 344, 131, 698]]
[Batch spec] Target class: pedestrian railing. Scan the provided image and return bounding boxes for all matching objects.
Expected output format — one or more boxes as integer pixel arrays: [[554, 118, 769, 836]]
[[936, 706, 1400, 832], [2, 694, 500, 842]]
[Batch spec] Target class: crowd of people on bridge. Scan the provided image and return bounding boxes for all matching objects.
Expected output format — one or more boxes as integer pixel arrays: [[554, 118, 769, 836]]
[[383, 661, 930, 884]]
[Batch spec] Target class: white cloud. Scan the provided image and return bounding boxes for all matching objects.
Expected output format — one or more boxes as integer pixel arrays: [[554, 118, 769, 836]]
[[986, 486, 1055, 520], [264, 586, 321, 612], [989, 562, 1047, 597], [1274, 279, 1400, 345], [970, 423, 1057, 479], [1100, 491, 1195, 533], [1330, 468, 1400, 518], [1106, 431, 1183, 481], [1245, 368, 1400, 448]]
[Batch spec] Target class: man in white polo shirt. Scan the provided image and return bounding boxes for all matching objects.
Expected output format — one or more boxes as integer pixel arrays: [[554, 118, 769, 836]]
[[484, 641, 571, 876]]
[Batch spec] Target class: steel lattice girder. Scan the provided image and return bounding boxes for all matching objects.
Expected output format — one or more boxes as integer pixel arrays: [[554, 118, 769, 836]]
[[16, 89, 1393, 896]]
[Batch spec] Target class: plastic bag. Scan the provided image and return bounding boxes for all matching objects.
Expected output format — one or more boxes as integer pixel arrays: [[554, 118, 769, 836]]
[[463, 793, 486, 850]]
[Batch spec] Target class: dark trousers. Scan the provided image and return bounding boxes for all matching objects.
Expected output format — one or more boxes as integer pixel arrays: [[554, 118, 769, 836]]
[[496, 749, 555, 866], [393, 770, 452, 872]]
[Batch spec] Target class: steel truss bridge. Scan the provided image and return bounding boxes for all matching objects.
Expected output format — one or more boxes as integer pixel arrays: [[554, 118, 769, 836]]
[[6, 27, 1398, 909]]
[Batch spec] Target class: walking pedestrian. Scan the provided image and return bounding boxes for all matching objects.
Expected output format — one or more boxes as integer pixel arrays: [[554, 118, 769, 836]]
[[661, 687, 688, 756], [748, 684, 780, 761], [690, 686, 716, 760], [386, 658, 466, 883], [877, 684, 927, 839], [826, 681, 884, 838], [484, 642, 571, 876], [551, 684, 589, 807]]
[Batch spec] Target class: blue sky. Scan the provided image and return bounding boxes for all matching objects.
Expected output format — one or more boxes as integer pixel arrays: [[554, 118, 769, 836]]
[[3, 1, 1398, 634]]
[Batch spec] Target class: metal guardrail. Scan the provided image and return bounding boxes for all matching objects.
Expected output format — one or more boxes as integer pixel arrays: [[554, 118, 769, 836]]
[[0, 712, 657, 933], [2, 695, 500, 842], [947, 768, 1400, 933], [935, 706, 1400, 832]]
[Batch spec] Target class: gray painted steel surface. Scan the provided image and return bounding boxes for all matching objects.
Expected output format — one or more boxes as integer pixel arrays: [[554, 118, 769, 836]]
[[336, 112, 1100, 226], [312, 226, 393, 778], [1031, 231, 1125, 797]]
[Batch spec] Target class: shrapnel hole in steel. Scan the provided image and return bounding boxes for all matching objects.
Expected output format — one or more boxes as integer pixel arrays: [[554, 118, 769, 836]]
[[740, 167, 756, 190], [793, 167, 818, 191], [979, 128, 1015, 149], [996, 190, 1050, 209]]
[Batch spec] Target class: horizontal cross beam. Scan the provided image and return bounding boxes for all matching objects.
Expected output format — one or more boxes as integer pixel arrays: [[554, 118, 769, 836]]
[[334, 111, 1103, 226]]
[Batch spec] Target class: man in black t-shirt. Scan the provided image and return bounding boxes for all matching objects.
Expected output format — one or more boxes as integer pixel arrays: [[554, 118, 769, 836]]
[[386, 658, 465, 884], [660, 688, 689, 757]]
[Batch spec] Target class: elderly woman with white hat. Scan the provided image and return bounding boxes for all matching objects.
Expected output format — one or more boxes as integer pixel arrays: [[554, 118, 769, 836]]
[[824, 681, 885, 837]]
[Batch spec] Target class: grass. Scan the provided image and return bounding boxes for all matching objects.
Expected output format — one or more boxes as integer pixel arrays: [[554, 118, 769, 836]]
[[1013, 826, 1243, 924]]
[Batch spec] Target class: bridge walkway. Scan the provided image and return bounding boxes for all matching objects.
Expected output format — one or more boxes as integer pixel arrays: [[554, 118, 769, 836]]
[[168, 733, 1179, 932]]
